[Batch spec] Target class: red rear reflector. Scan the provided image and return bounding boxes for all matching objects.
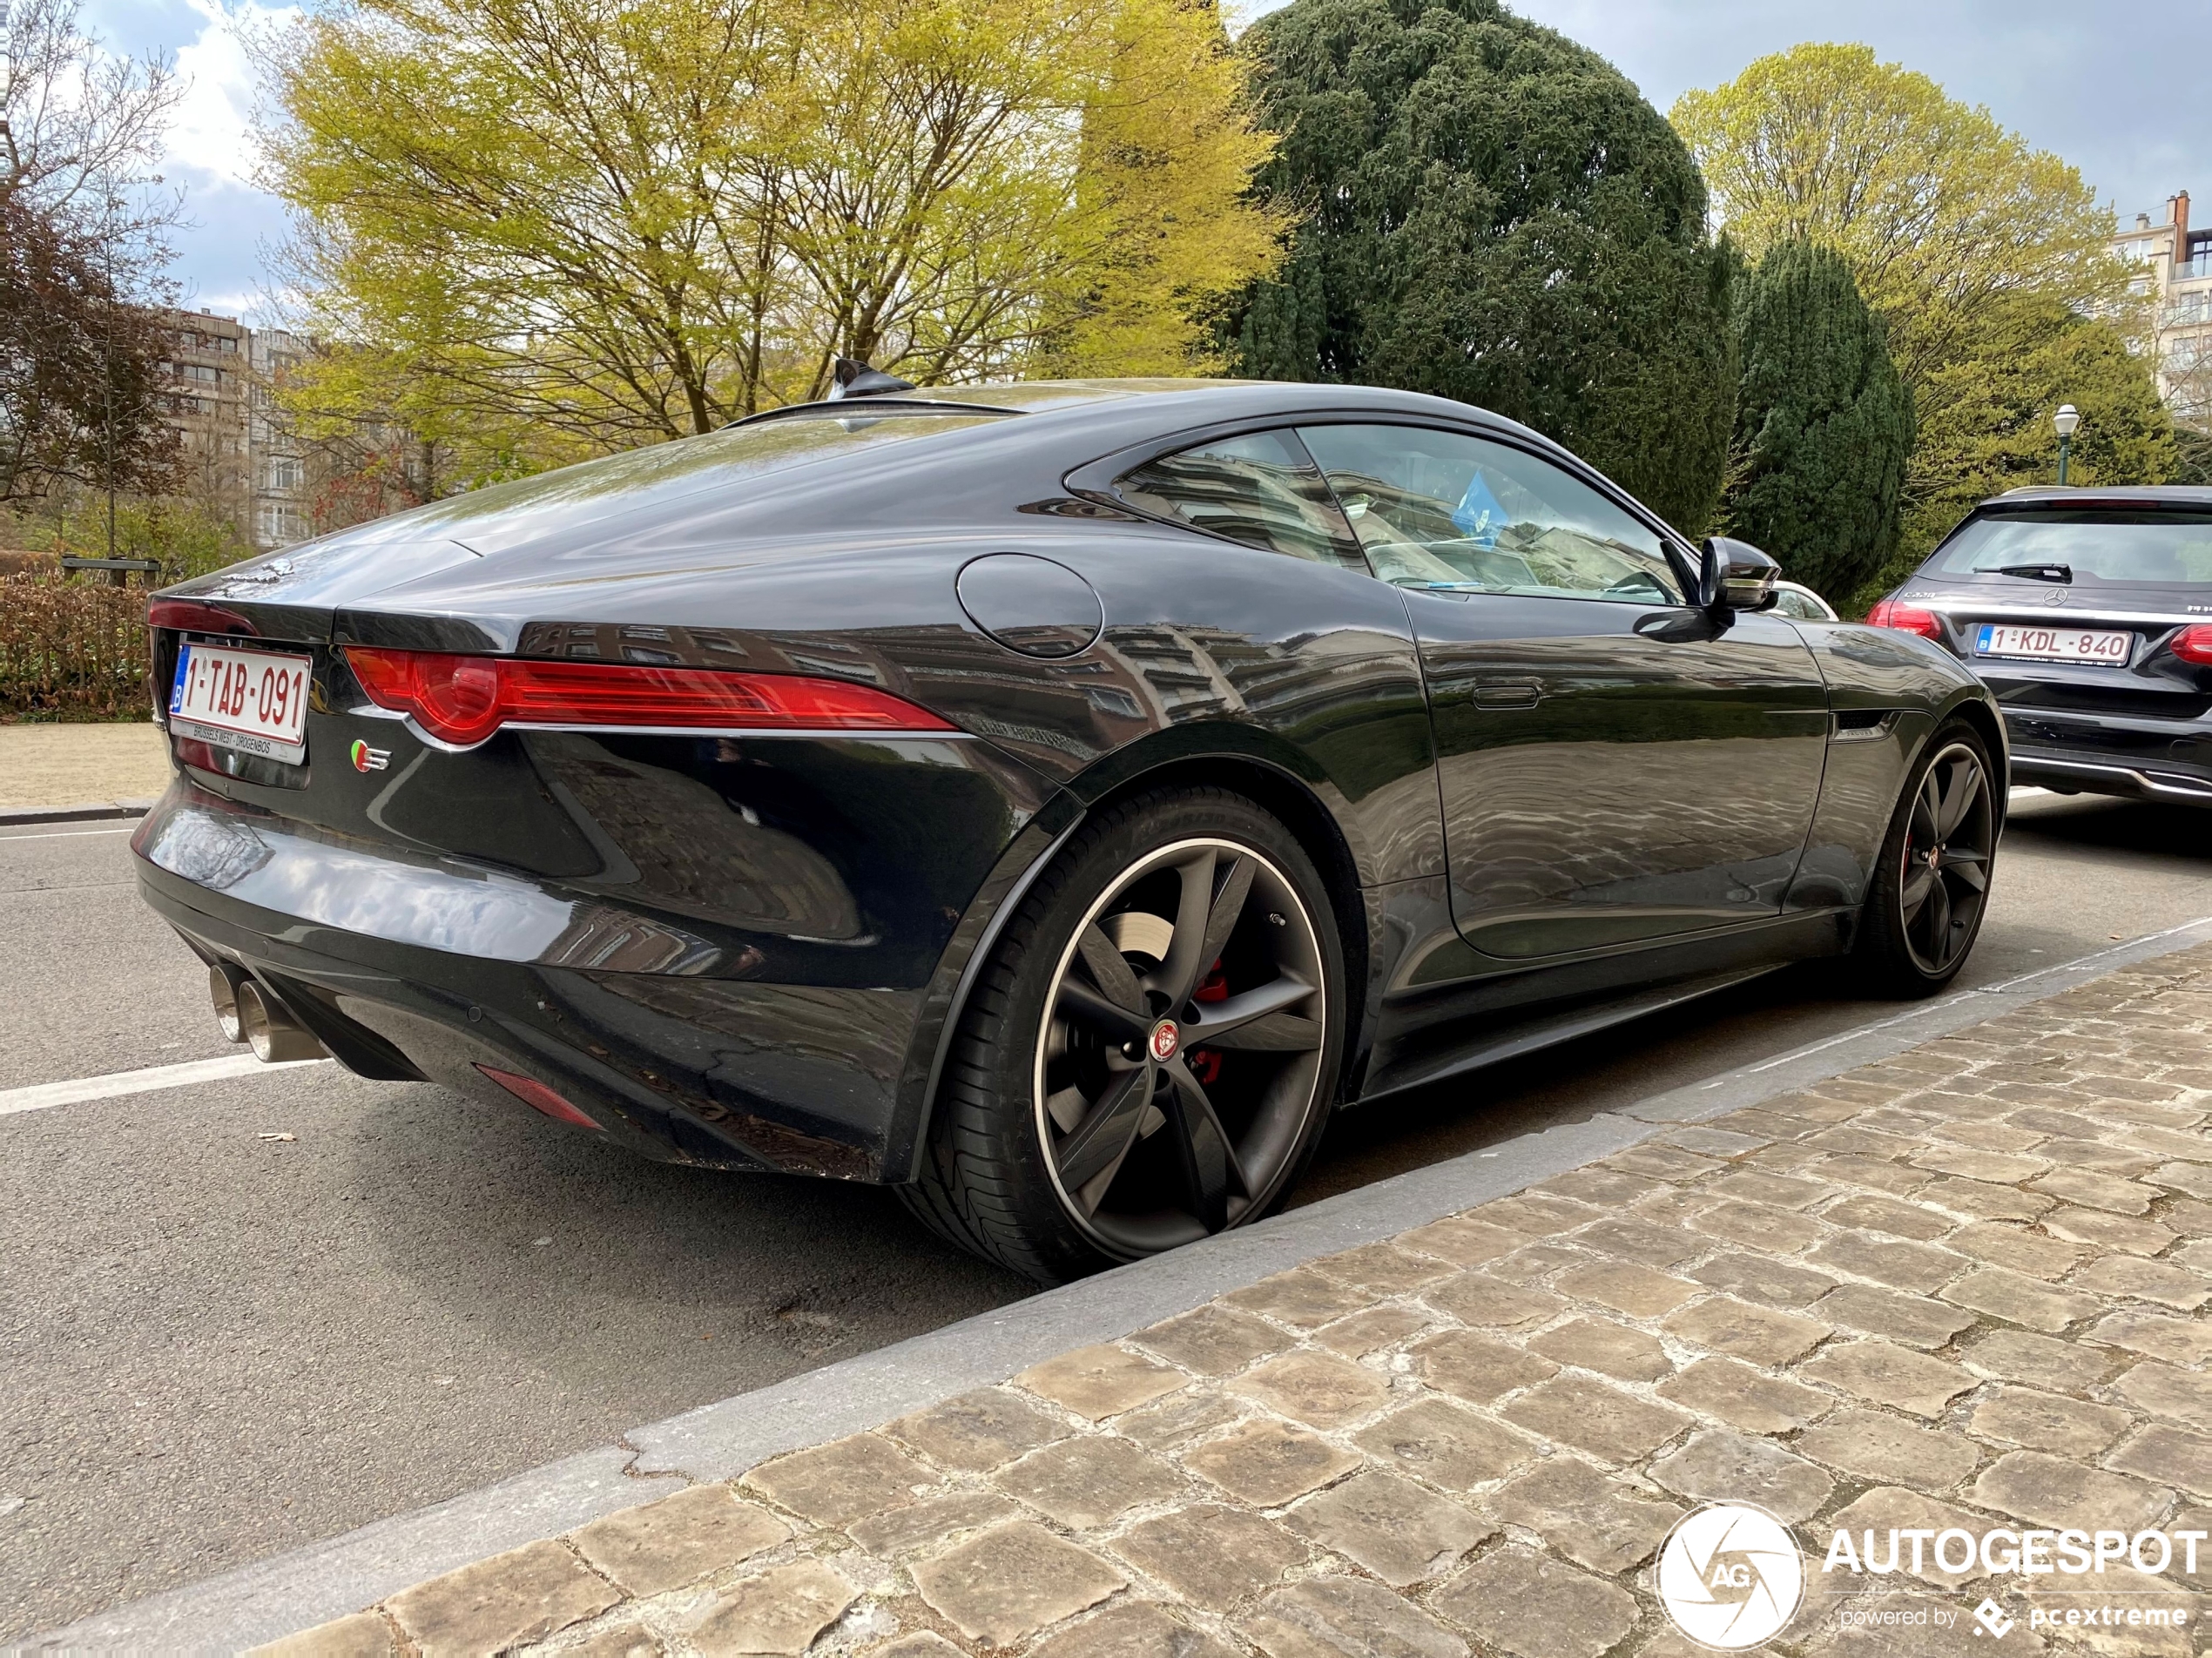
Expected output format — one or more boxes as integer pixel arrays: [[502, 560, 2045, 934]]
[[1865, 598, 1943, 640], [475, 1063, 603, 1129], [149, 598, 257, 637], [345, 648, 956, 748], [2172, 624, 2212, 665]]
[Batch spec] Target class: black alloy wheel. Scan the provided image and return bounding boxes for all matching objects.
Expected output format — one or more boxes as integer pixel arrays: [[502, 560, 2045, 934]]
[[904, 788, 1344, 1283], [1898, 742, 1995, 975], [1854, 724, 1999, 996], [1036, 837, 1328, 1255]]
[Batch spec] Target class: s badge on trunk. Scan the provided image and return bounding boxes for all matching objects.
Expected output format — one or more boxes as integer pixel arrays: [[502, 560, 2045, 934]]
[[350, 739, 390, 772]]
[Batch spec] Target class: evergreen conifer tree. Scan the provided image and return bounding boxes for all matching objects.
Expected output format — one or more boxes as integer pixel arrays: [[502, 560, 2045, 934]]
[[1725, 239, 1912, 601], [1226, 0, 1737, 533]]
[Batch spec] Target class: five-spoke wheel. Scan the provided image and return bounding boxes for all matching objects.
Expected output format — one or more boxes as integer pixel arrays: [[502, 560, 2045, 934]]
[[1855, 723, 2000, 996], [1898, 742, 1994, 975], [1036, 838, 1328, 1256], [904, 788, 1343, 1283]]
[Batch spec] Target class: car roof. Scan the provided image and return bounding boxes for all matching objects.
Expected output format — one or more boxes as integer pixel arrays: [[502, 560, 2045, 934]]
[[1983, 486, 2212, 510], [266, 377, 1600, 569], [785, 376, 1554, 442]]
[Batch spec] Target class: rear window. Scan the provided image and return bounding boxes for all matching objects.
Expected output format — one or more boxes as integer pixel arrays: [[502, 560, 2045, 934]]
[[1932, 511, 2212, 586], [327, 409, 1008, 553]]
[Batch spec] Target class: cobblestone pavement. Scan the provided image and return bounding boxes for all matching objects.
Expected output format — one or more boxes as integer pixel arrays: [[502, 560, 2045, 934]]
[[266, 947, 2212, 1658]]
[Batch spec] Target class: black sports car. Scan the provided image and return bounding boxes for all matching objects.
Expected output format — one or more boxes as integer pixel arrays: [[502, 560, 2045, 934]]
[[1867, 486, 2212, 805], [138, 374, 2004, 1282]]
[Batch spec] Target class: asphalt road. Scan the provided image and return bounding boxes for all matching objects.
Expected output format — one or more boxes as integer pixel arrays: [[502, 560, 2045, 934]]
[[3, 789, 2209, 1638]]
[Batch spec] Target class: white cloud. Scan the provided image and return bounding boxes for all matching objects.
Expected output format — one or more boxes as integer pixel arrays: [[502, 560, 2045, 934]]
[[159, 0, 295, 188]]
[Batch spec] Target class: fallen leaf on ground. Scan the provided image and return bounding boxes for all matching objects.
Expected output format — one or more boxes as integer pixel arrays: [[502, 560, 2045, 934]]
[[258, 1132, 296, 1142]]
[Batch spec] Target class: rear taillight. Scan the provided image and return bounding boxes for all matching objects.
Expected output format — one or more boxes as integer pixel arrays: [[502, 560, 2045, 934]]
[[2171, 625, 2212, 665], [148, 598, 257, 636], [1865, 598, 1944, 641], [344, 647, 956, 748]]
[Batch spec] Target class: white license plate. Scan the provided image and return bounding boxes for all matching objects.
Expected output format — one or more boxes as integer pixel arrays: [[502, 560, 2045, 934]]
[[168, 642, 312, 764], [1973, 623, 2132, 664]]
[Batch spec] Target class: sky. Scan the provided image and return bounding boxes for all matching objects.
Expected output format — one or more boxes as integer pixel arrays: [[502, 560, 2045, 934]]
[[78, 0, 2212, 327]]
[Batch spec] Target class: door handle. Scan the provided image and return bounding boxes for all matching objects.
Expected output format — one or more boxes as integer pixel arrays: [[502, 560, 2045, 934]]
[[1472, 683, 1541, 709]]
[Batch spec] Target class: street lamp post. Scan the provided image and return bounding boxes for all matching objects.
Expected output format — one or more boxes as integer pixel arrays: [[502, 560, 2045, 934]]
[[2054, 403, 2080, 485]]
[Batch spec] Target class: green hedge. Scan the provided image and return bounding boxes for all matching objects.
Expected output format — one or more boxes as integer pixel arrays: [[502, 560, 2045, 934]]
[[0, 575, 151, 719]]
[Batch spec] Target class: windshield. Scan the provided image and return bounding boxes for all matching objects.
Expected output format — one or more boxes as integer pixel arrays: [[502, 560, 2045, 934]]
[[1933, 511, 2212, 587]]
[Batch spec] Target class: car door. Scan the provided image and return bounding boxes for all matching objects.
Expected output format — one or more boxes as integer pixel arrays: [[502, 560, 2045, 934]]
[[1298, 421, 1831, 961]]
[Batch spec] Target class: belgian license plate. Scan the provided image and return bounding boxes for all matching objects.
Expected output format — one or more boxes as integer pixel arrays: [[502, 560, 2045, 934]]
[[168, 642, 312, 764], [1973, 623, 2132, 664]]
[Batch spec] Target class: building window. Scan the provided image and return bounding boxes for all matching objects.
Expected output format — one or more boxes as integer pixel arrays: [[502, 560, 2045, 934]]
[[265, 455, 305, 491], [257, 503, 307, 546]]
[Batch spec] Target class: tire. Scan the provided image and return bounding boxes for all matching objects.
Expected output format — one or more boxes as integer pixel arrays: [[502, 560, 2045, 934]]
[[1852, 721, 1999, 997], [902, 786, 1347, 1284]]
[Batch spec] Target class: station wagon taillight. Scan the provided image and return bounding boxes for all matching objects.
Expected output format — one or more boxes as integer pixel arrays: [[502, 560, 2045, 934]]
[[345, 647, 955, 748], [1864, 599, 1944, 641], [2171, 625, 2212, 665]]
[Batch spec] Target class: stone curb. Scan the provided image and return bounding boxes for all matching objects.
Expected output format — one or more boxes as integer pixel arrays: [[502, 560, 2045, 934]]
[[24, 914, 2212, 1653], [0, 799, 155, 827]]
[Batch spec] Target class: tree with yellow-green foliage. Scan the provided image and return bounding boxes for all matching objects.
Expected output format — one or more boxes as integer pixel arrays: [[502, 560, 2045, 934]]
[[1673, 44, 2167, 596], [1905, 295, 2175, 555], [256, 0, 1280, 481], [1037, 0, 1290, 377], [1671, 44, 2128, 387]]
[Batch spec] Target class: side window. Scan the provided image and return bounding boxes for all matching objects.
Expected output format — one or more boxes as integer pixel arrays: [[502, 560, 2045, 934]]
[[1115, 429, 1365, 570], [1297, 424, 1687, 604]]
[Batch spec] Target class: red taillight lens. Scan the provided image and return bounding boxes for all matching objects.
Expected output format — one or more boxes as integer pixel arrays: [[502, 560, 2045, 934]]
[[148, 597, 257, 636], [345, 648, 956, 747], [2172, 624, 2212, 665], [474, 1063, 602, 1129], [1865, 598, 1944, 640]]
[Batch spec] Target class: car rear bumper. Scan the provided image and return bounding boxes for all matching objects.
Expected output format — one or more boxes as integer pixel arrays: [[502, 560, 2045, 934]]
[[132, 781, 965, 1180], [2008, 753, 2212, 804], [2002, 706, 2212, 805]]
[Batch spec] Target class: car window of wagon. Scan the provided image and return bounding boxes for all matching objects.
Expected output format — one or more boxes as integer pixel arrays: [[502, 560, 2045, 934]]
[[1113, 429, 1368, 571], [1932, 510, 2212, 586], [1298, 424, 1686, 605]]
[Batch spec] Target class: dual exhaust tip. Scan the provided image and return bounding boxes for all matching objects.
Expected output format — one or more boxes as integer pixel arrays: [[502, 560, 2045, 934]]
[[210, 965, 329, 1063]]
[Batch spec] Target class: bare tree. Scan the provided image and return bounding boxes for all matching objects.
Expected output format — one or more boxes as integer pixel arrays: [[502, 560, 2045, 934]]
[[2, 0, 184, 511], [2, 0, 181, 233]]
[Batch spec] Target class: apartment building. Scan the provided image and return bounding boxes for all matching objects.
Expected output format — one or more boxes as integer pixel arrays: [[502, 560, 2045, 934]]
[[2113, 192, 2212, 422], [157, 309, 314, 553]]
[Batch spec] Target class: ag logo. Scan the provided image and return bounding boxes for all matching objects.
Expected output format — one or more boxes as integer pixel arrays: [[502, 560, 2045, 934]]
[[1656, 1502, 1804, 1649], [349, 739, 390, 773]]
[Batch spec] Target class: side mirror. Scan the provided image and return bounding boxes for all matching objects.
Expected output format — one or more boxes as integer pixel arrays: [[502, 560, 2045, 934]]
[[1700, 537, 1781, 615]]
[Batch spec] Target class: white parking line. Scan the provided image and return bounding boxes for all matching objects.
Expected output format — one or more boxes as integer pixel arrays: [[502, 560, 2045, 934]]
[[0, 1054, 331, 1118], [0, 825, 138, 840]]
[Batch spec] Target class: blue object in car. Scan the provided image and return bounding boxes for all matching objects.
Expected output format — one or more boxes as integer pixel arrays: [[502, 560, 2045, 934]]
[[1451, 471, 1505, 545]]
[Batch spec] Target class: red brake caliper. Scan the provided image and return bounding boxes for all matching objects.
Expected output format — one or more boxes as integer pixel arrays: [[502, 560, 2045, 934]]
[[1189, 960, 1228, 1084]]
